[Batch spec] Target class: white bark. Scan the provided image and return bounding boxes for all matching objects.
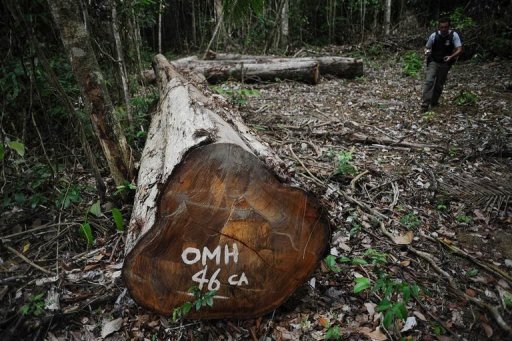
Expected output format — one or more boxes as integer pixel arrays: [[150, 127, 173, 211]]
[[385, 0, 392, 36], [281, 0, 289, 48]]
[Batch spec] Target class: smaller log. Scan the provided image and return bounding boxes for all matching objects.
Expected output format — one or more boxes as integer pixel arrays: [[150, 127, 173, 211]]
[[173, 59, 320, 84], [203, 51, 363, 79]]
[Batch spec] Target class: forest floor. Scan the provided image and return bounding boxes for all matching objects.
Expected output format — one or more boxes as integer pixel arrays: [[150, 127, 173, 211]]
[[1, 47, 511, 340]]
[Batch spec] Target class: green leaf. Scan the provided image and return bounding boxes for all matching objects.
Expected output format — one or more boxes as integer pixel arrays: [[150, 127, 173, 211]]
[[325, 325, 341, 340], [89, 200, 102, 217], [0, 143, 4, 161], [172, 307, 181, 321], [79, 222, 94, 247], [338, 256, 351, 263], [111, 208, 124, 231], [182, 302, 192, 315], [383, 310, 395, 328], [376, 299, 393, 312], [351, 258, 368, 265], [7, 140, 25, 157], [353, 277, 371, 293], [467, 268, 479, 277], [206, 297, 213, 307], [394, 302, 408, 319], [411, 283, 420, 297], [402, 284, 411, 303], [195, 300, 202, 311], [20, 304, 30, 315], [325, 255, 340, 272]]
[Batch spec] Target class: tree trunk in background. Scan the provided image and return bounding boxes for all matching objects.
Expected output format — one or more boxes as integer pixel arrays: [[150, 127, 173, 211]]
[[123, 54, 330, 318], [111, 0, 132, 124], [281, 0, 289, 48], [158, 0, 162, 53], [47, 0, 134, 186], [203, 0, 227, 58], [384, 0, 391, 36]]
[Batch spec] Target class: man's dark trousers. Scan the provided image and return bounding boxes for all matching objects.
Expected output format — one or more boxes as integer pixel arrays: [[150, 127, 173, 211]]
[[422, 61, 451, 109]]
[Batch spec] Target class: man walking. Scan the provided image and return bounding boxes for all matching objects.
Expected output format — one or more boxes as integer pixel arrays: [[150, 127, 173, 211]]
[[421, 18, 463, 112]]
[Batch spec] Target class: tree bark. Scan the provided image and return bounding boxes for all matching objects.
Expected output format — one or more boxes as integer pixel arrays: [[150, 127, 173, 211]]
[[194, 53, 364, 79], [111, 0, 132, 124], [47, 0, 134, 186], [174, 59, 321, 84], [123, 54, 330, 319], [384, 0, 392, 36]]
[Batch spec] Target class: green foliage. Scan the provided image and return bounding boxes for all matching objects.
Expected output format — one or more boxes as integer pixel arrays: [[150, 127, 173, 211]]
[[431, 322, 446, 335], [456, 215, 472, 223], [423, 111, 436, 121], [327, 248, 421, 330], [56, 184, 82, 209], [112, 208, 124, 231], [400, 212, 421, 229], [114, 181, 137, 195], [436, 202, 448, 211], [364, 248, 388, 264], [210, 85, 260, 107], [448, 7, 476, 30], [89, 200, 102, 218], [325, 248, 387, 274], [79, 222, 94, 248], [127, 90, 158, 149], [448, 145, 457, 158], [454, 91, 478, 106], [349, 222, 362, 237], [466, 268, 479, 277], [333, 150, 357, 176], [353, 277, 371, 293], [366, 43, 385, 57], [172, 287, 217, 321], [325, 324, 341, 340], [402, 51, 423, 78], [372, 273, 420, 329], [20, 293, 45, 316], [7, 140, 25, 157], [503, 291, 512, 309]]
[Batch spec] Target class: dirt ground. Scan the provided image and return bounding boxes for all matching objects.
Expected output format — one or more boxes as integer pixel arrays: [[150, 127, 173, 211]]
[[1, 48, 511, 340]]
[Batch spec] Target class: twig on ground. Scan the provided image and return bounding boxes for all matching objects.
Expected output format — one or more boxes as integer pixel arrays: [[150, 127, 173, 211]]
[[375, 221, 511, 335], [4, 245, 55, 275], [350, 170, 369, 191]]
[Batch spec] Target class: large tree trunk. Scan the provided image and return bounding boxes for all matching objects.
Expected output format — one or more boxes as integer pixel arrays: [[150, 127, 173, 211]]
[[123, 54, 330, 319], [47, 0, 134, 186], [183, 54, 364, 79]]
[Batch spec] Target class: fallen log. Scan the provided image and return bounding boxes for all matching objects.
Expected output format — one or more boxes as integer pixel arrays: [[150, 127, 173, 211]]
[[123, 54, 330, 319], [141, 53, 362, 84], [202, 51, 363, 79], [173, 59, 321, 84]]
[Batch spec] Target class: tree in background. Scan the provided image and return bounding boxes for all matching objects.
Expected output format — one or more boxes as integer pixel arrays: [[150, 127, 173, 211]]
[[47, 0, 134, 186]]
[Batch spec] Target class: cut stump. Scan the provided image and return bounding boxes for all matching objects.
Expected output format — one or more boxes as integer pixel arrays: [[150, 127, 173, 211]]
[[122, 54, 330, 319]]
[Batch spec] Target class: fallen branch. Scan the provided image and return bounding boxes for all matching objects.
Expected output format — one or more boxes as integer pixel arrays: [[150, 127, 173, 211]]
[[348, 133, 444, 151], [4, 245, 55, 275], [377, 222, 512, 336]]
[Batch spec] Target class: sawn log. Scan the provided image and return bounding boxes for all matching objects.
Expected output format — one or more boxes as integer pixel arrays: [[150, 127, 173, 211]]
[[123, 54, 330, 319]]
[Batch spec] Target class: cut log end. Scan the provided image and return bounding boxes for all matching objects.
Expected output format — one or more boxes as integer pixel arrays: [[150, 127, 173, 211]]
[[123, 143, 329, 319]]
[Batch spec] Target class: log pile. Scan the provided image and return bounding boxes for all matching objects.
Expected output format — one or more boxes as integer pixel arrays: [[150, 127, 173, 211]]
[[123, 54, 330, 319], [141, 52, 363, 85]]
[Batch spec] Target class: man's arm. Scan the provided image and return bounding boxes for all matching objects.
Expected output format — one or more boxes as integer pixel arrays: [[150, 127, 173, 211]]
[[443, 47, 462, 62], [444, 32, 463, 62]]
